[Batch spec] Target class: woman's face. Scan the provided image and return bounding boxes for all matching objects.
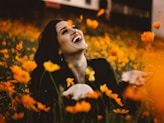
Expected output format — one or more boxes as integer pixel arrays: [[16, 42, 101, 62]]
[[56, 21, 88, 56]]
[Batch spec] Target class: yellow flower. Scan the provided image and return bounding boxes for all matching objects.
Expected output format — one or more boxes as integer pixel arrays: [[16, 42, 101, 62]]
[[113, 108, 129, 114], [66, 77, 74, 87], [100, 84, 108, 93], [100, 84, 124, 106], [141, 31, 155, 44], [85, 67, 95, 81], [43, 61, 60, 72]]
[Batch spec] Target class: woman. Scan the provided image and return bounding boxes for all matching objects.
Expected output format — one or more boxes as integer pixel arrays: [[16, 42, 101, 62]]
[[30, 19, 148, 123]]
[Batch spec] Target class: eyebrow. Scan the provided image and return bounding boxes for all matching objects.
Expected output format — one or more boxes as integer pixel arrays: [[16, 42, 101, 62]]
[[59, 26, 67, 33]]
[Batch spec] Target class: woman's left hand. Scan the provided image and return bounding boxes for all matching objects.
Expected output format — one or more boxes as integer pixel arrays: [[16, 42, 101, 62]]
[[121, 70, 151, 86]]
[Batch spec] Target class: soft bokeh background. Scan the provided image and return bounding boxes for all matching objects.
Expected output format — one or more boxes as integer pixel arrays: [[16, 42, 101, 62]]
[[0, 0, 164, 123]]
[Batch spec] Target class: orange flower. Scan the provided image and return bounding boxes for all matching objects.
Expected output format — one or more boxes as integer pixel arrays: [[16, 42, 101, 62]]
[[152, 22, 162, 29], [97, 115, 103, 120], [141, 31, 155, 44], [65, 100, 91, 114], [97, 9, 105, 17], [0, 114, 6, 123], [86, 19, 99, 29], [10, 65, 31, 83], [113, 108, 129, 114], [142, 111, 150, 117], [67, 19, 73, 26], [86, 90, 101, 99], [0, 81, 15, 95], [21, 94, 38, 112], [37, 102, 50, 112], [123, 85, 145, 101], [16, 41, 23, 51], [22, 60, 37, 71], [11, 112, 24, 120]]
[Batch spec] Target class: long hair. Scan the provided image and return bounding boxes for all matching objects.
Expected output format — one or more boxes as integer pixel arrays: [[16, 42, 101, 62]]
[[30, 19, 62, 97], [34, 19, 62, 66]]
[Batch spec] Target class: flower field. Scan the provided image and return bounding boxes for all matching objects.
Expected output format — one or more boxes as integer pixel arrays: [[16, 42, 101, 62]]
[[0, 13, 164, 123]]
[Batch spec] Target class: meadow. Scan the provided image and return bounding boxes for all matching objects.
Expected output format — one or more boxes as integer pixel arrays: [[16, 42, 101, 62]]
[[0, 9, 164, 123]]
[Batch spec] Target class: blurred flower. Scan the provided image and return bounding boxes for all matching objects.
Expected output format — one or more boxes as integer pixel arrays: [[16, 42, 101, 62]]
[[1, 40, 7, 46], [0, 114, 6, 123], [0, 80, 16, 95], [16, 41, 23, 51], [141, 111, 150, 118], [85, 67, 95, 81], [22, 60, 37, 72], [66, 77, 74, 87], [37, 102, 50, 112], [123, 85, 146, 101], [67, 19, 73, 26], [100, 84, 124, 106], [141, 31, 155, 44], [152, 22, 162, 29], [10, 65, 31, 83], [11, 112, 24, 120], [97, 9, 105, 17], [21, 94, 50, 112], [113, 108, 129, 114], [97, 115, 103, 121], [86, 19, 99, 29], [86, 90, 101, 99], [43, 61, 60, 72], [65, 100, 91, 114]]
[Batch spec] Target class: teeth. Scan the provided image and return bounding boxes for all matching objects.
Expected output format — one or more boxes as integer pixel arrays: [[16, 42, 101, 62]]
[[72, 35, 81, 43]]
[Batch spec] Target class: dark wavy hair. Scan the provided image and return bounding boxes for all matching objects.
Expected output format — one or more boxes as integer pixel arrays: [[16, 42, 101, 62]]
[[34, 19, 62, 66], [30, 19, 62, 97]]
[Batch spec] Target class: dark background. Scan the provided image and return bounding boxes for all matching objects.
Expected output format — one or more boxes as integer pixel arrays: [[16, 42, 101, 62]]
[[0, 0, 152, 31]]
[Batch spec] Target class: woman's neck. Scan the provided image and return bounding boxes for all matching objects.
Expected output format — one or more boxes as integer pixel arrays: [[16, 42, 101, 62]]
[[64, 53, 87, 83], [64, 53, 87, 69]]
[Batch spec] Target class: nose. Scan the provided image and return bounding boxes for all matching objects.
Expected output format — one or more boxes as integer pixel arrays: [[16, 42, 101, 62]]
[[69, 27, 77, 34]]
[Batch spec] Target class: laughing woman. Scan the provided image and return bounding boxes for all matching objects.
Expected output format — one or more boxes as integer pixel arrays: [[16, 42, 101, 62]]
[[29, 19, 149, 123]]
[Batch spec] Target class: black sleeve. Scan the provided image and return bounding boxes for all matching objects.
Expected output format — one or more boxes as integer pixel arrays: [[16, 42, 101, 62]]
[[90, 58, 125, 108]]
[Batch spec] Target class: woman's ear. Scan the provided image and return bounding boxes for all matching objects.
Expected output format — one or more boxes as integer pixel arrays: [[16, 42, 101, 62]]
[[58, 48, 62, 55]]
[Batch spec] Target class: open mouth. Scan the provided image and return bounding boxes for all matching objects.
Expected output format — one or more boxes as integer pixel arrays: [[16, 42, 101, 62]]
[[72, 35, 82, 43]]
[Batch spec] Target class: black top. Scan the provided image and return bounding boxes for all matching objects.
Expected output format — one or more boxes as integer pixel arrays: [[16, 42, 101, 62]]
[[30, 58, 125, 123]]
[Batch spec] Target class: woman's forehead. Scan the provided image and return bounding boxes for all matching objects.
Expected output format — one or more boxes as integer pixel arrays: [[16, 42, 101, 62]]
[[56, 21, 67, 32]]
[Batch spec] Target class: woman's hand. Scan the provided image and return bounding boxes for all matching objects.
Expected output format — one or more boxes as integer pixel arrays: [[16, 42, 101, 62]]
[[121, 70, 151, 86], [62, 84, 93, 100]]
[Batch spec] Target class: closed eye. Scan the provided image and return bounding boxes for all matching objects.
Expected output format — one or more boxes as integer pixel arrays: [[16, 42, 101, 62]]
[[72, 25, 78, 29], [61, 29, 68, 34]]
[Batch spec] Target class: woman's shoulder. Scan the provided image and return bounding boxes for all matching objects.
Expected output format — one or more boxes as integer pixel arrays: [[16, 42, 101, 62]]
[[88, 57, 109, 64], [88, 57, 112, 69]]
